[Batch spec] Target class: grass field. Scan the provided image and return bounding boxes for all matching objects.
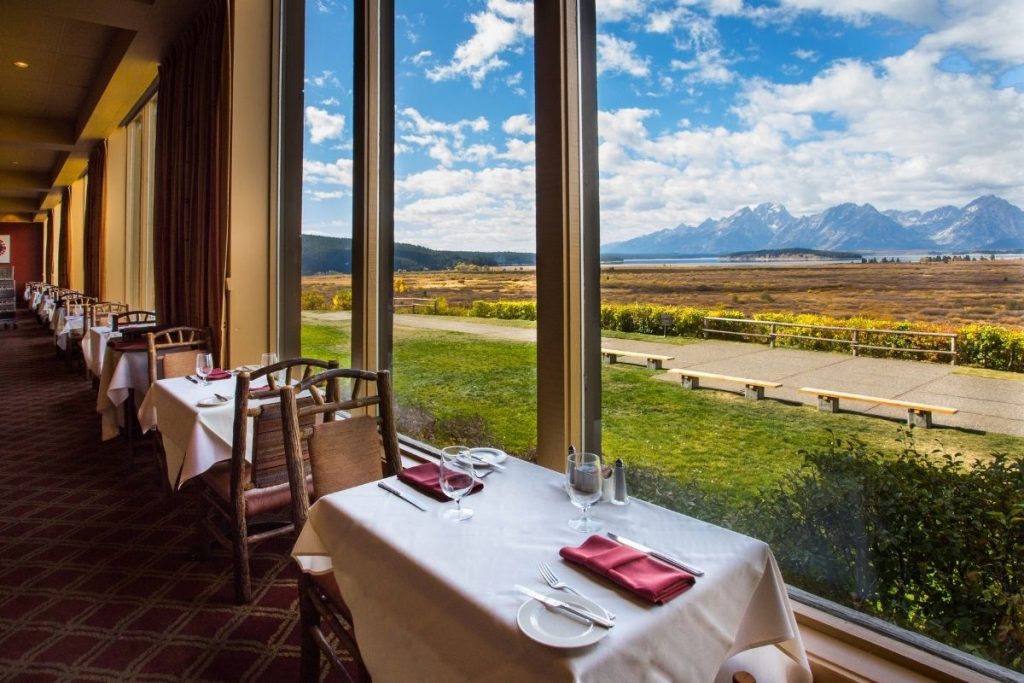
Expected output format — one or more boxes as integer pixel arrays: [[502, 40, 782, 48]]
[[304, 258, 1024, 329], [301, 318, 1024, 504]]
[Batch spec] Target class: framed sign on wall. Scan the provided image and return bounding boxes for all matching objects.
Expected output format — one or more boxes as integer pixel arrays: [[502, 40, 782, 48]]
[[0, 234, 10, 264]]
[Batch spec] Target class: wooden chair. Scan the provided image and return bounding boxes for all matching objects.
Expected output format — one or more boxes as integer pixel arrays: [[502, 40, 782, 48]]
[[90, 301, 129, 328], [62, 296, 97, 370], [114, 310, 157, 337], [280, 368, 402, 683], [196, 357, 339, 604], [145, 327, 212, 493]]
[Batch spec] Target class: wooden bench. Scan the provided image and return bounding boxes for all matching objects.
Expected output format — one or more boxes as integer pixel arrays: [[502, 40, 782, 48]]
[[799, 387, 958, 428], [667, 369, 782, 400], [601, 348, 674, 370]]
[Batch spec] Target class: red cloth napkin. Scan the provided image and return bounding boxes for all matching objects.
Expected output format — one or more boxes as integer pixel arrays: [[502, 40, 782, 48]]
[[560, 535, 695, 604], [206, 368, 231, 381], [397, 462, 484, 502], [110, 340, 147, 352]]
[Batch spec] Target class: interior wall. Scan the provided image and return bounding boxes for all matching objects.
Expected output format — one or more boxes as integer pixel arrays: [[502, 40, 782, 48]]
[[104, 126, 129, 304], [1, 222, 43, 306], [70, 177, 87, 292], [52, 202, 62, 285], [225, 0, 274, 367]]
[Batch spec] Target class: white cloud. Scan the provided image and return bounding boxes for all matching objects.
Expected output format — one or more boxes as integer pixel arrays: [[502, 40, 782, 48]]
[[306, 70, 341, 88], [917, 0, 1024, 64], [315, 0, 335, 14], [778, 0, 942, 26], [497, 138, 535, 162], [792, 48, 818, 62], [410, 50, 433, 66], [648, 7, 736, 85], [597, 34, 650, 77], [397, 108, 496, 167], [305, 106, 346, 144], [320, 97, 340, 106], [502, 114, 535, 136], [426, 0, 533, 87], [307, 190, 346, 201], [596, 0, 645, 23], [303, 158, 353, 187]]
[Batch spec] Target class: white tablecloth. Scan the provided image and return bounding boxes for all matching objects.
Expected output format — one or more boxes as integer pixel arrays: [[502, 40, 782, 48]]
[[55, 315, 83, 351], [293, 459, 811, 683], [137, 376, 266, 488], [83, 326, 112, 377], [96, 344, 151, 441]]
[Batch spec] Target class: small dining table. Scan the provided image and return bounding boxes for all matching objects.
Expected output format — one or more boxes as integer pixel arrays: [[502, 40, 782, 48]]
[[137, 375, 269, 488], [293, 457, 812, 683], [82, 325, 112, 377], [96, 341, 152, 441]]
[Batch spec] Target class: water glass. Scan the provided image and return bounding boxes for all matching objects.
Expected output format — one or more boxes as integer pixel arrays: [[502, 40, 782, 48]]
[[567, 452, 603, 533], [439, 446, 476, 521], [260, 352, 282, 385], [196, 353, 213, 386]]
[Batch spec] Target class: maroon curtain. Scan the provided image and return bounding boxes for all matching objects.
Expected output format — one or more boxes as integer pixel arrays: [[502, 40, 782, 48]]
[[83, 142, 107, 298], [44, 209, 54, 283], [58, 188, 71, 288], [153, 0, 232, 361]]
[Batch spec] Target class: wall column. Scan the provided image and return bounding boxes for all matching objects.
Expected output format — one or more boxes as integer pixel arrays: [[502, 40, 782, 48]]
[[533, 0, 601, 470]]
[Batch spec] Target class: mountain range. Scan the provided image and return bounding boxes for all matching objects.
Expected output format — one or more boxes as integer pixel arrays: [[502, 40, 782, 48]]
[[601, 196, 1024, 255]]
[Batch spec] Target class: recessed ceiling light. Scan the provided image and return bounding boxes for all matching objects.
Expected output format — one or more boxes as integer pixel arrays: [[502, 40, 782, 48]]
[[13, 60, 29, 69]]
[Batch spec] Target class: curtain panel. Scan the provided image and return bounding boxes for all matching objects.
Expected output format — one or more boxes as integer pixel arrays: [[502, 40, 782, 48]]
[[44, 209, 54, 283], [83, 142, 107, 298], [58, 188, 71, 289], [153, 0, 232, 360]]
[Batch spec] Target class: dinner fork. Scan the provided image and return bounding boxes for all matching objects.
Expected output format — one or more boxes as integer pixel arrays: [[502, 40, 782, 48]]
[[539, 562, 616, 619]]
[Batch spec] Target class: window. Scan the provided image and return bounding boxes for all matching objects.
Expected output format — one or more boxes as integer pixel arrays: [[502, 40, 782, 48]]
[[125, 97, 157, 310]]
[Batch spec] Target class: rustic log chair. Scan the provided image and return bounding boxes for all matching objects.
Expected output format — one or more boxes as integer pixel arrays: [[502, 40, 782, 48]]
[[145, 327, 213, 495], [280, 368, 402, 683], [196, 357, 339, 604], [113, 310, 157, 336], [89, 301, 129, 328], [62, 296, 98, 370]]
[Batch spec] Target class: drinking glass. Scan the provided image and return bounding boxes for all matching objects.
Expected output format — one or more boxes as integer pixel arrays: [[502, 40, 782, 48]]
[[261, 352, 281, 385], [567, 452, 603, 533], [196, 353, 213, 386], [439, 446, 476, 521]]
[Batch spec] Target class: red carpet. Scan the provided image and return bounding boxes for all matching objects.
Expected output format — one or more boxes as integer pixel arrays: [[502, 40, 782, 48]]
[[0, 310, 345, 681]]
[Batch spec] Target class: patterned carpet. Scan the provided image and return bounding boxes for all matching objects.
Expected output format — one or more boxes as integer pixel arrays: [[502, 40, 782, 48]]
[[0, 310, 342, 682]]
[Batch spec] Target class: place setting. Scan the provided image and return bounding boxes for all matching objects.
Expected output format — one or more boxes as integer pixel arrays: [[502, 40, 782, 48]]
[[376, 444, 508, 516]]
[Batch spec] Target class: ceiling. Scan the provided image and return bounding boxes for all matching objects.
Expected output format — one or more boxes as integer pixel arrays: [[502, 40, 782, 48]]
[[0, 0, 209, 223]]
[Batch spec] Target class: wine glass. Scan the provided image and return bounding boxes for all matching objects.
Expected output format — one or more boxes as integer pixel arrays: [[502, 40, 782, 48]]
[[439, 446, 476, 521], [261, 352, 281, 386], [567, 452, 603, 533], [196, 353, 213, 386]]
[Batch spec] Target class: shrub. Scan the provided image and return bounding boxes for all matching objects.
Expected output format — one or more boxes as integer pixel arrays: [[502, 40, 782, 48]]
[[300, 290, 328, 311], [331, 289, 352, 311], [749, 431, 1024, 669]]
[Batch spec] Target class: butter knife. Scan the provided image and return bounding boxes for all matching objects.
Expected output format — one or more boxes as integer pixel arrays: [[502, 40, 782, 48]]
[[607, 532, 705, 577], [184, 375, 199, 384], [514, 585, 615, 629], [377, 481, 428, 511]]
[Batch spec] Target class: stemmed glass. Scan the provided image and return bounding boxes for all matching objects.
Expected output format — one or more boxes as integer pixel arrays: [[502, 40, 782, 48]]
[[261, 352, 281, 386], [196, 353, 213, 386], [439, 446, 477, 521], [567, 452, 603, 533]]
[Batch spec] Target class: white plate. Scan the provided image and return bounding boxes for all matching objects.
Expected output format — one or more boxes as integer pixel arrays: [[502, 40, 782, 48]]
[[196, 396, 230, 408], [516, 591, 609, 649], [468, 447, 508, 466]]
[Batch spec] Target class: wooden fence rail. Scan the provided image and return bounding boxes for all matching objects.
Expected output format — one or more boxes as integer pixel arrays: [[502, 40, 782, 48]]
[[702, 316, 958, 365]]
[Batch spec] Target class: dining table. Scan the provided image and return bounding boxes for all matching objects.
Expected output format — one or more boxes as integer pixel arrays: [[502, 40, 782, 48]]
[[137, 374, 270, 489], [96, 340, 152, 441], [292, 457, 812, 683], [54, 314, 83, 350], [83, 325, 112, 378]]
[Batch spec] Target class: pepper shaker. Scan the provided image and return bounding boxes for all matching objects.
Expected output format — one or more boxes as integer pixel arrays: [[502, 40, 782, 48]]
[[612, 458, 629, 505]]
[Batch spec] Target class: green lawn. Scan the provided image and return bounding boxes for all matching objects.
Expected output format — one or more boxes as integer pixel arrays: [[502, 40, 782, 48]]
[[301, 320, 1024, 503]]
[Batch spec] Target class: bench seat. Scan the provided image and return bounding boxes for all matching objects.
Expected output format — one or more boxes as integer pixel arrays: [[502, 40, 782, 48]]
[[799, 387, 958, 428], [666, 368, 781, 400], [601, 348, 674, 370]]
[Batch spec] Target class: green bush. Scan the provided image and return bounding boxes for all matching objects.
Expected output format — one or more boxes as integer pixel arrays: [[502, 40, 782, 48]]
[[301, 290, 329, 311], [749, 432, 1024, 669], [958, 324, 1024, 373], [331, 289, 352, 311]]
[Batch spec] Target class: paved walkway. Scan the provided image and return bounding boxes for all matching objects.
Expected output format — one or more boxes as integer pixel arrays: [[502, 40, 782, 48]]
[[306, 311, 1024, 437]]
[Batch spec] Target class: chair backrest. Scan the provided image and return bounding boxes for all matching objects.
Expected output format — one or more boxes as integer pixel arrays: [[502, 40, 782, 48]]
[[64, 296, 97, 317], [146, 326, 212, 385], [230, 358, 340, 498], [115, 310, 157, 327], [280, 368, 402, 526], [90, 301, 129, 327]]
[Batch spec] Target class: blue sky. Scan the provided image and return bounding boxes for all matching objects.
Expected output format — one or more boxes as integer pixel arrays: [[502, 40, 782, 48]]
[[302, 0, 1024, 251]]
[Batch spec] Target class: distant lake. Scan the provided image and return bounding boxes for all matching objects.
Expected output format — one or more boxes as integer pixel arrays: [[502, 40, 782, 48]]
[[602, 252, 1024, 267]]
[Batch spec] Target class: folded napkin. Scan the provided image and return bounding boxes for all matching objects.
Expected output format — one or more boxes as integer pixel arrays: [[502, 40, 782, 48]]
[[206, 368, 231, 381], [397, 462, 484, 502], [560, 535, 695, 604]]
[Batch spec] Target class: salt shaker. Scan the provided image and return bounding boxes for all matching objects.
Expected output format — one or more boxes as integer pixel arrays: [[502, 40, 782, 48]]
[[601, 463, 615, 502], [612, 458, 629, 505]]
